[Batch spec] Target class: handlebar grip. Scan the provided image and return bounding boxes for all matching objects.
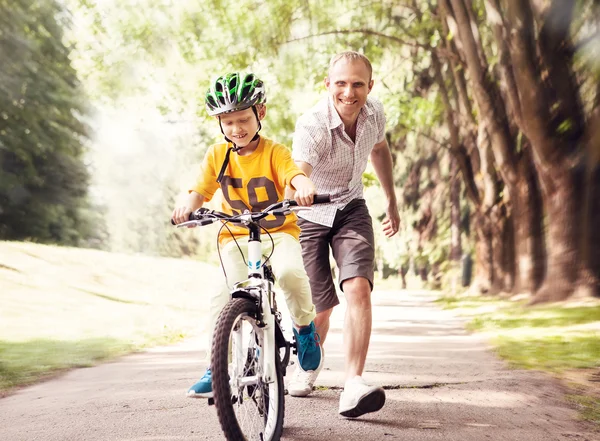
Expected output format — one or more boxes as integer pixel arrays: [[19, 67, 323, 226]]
[[313, 194, 331, 204], [170, 207, 211, 225]]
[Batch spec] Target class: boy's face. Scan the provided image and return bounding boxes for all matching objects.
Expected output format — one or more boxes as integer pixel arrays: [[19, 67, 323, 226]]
[[325, 58, 373, 122], [218, 106, 265, 148]]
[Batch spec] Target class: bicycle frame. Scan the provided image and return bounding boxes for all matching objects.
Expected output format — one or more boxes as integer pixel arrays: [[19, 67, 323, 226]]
[[230, 215, 277, 385]]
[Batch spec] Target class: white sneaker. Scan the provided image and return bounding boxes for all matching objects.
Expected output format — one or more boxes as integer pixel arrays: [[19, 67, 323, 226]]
[[339, 376, 385, 418], [287, 348, 324, 397]]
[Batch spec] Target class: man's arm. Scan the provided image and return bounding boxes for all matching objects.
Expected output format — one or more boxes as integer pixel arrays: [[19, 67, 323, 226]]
[[290, 173, 316, 206], [370, 139, 400, 237], [294, 161, 313, 177], [285, 161, 314, 199]]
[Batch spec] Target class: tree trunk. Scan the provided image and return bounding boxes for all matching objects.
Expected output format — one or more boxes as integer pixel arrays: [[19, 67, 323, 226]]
[[450, 156, 462, 261], [399, 266, 408, 290], [530, 169, 580, 303], [419, 265, 429, 282], [490, 202, 512, 293], [578, 101, 600, 297], [505, 0, 590, 303], [587, 167, 600, 297], [472, 212, 494, 294], [511, 147, 546, 294]]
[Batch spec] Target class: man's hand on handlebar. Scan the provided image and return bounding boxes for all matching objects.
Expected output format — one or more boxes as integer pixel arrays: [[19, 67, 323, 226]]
[[290, 175, 316, 207]]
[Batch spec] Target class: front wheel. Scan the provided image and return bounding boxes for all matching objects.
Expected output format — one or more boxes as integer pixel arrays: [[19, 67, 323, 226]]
[[212, 297, 285, 441]]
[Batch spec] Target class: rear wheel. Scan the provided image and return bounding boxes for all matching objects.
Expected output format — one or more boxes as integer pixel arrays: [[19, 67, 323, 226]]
[[212, 297, 285, 441]]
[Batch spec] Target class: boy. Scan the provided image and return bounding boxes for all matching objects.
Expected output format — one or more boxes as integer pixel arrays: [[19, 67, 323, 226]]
[[172, 72, 322, 398]]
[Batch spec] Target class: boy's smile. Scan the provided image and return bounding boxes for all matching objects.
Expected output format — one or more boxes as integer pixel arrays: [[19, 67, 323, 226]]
[[218, 105, 266, 155]]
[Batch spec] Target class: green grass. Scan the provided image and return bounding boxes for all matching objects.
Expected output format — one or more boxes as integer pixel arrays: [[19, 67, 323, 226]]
[[436, 294, 513, 310], [0, 241, 219, 394], [0, 333, 187, 391], [494, 335, 600, 371], [567, 393, 600, 425], [437, 292, 600, 427], [467, 306, 600, 331], [437, 293, 600, 373]]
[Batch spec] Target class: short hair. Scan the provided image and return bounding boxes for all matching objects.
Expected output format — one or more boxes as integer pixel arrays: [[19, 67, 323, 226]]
[[328, 51, 373, 81]]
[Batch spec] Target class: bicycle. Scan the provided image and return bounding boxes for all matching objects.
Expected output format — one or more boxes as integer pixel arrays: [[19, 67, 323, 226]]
[[174, 195, 329, 441]]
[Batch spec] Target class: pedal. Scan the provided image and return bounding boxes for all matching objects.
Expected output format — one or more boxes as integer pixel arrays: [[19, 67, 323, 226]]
[[207, 397, 214, 406]]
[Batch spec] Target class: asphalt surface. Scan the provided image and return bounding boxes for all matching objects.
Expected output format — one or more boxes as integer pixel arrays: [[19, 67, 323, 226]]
[[1, 290, 598, 441]]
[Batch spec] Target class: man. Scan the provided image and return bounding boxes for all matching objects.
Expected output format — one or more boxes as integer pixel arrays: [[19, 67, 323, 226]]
[[288, 51, 400, 418]]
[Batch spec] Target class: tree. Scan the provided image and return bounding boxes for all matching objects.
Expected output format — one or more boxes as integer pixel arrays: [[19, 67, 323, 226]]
[[0, 0, 99, 246]]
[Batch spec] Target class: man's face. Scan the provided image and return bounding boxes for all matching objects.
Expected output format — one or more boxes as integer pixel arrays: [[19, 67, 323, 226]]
[[325, 58, 374, 122], [218, 106, 263, 147]]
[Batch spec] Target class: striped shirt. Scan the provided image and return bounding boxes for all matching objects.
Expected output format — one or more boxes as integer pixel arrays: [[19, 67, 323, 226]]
[[291, 95, 386, 227]]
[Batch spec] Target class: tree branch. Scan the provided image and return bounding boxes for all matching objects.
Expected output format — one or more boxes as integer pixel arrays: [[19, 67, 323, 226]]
[[537, 0, 584, 145], [505, 0, 555, 153], [398, 123, 448, 148], [449, 0, 517, 185], [285, 28, 422, 47], [485, 0, 522, 129], [284, 28, 460, 62]]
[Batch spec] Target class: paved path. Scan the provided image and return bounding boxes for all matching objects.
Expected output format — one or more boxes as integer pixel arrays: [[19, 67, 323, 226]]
[[1, 290, 598, 440]]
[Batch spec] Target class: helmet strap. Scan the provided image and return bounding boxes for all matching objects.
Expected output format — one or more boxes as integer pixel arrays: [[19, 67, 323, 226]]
[[215, 107, 262, 183], [216, 146, 235, 184], [250, 105, 262, 141]]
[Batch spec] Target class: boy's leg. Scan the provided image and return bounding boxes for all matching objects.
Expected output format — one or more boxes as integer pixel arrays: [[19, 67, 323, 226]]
[[270, 229, 331, 397], [187, 238, 249, 398], [268, 233, 315, 327], [268, 234, 321, 373], [271, 233, 323, 372]]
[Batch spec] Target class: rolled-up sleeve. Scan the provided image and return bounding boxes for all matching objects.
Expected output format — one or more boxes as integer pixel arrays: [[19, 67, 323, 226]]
[[375, 99, 387, 144]]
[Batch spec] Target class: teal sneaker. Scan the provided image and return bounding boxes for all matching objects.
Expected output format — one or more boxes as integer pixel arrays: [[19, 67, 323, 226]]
[[187, 368, 213, 398], [293, 322, 322, 372]]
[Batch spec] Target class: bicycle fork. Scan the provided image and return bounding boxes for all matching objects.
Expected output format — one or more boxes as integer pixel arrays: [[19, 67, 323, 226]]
[[246, 223, 276, 385]]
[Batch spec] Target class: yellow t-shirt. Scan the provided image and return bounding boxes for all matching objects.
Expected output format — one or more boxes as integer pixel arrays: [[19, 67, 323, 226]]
[[191, 137, 305, 245]]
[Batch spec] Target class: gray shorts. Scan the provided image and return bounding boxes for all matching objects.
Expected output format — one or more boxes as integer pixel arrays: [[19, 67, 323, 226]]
[[298, 199, 375, 313]]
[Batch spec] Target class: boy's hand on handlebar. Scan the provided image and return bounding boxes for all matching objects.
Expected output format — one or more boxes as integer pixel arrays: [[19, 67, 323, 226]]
[[171, 206, 195, 227]]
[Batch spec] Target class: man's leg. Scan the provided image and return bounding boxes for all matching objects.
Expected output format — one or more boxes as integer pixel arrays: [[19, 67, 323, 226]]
[[313, 307, 333, 346], [340, 277, 372, 380], [329, 199, 384, 417]]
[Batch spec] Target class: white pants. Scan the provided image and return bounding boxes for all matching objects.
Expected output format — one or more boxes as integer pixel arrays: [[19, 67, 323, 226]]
[[206, 232, 316, 357]]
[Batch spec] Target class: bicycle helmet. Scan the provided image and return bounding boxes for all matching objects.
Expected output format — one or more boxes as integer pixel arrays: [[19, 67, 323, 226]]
[[205, 73, 267, 116]]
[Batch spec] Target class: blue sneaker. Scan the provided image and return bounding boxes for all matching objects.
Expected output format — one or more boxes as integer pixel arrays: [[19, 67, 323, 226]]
[[187, 368, 213, 398], [293, 322, 322, 372]]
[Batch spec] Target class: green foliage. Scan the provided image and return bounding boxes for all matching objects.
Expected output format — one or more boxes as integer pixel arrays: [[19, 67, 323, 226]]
[[0, 0, 100, 246], [59, 0, 457, 262]]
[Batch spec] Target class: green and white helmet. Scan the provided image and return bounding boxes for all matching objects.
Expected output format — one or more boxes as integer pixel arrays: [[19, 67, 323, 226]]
[[205, 72, 267, 116]]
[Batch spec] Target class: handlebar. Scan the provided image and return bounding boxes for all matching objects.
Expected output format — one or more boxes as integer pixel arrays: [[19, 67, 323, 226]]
[[171, 194, 331, 227]]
